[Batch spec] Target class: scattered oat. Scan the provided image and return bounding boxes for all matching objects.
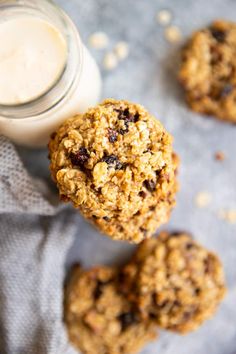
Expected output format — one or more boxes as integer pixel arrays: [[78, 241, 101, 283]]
[[217, 209, 236, 224], [215, 151, 225, 161], [165, 25, 182, 43], [156, 9, 172, 26], [114, 41, 129, 61], [89, 31, 109, 49], [195, 192, 212, 208], [103, 52, 118, 70]]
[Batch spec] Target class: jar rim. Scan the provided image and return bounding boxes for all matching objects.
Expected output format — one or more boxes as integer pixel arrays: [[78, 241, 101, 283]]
[[0, 0, 83, 120]]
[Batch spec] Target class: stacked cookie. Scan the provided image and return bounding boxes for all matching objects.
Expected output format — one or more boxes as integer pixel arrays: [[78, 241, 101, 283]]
[[49, 99, 178, 243], [64, 232, 226, 354]]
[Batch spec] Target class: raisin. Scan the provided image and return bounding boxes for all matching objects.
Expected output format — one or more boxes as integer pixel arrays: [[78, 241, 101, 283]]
[[103, 216, 110, 221], [210, 28, 226, 43], [182, 306, 197, 322], [50, 132, 57, 139], [140, 227, 147, 236], [204, 257, 214, 274], [118, 312, 138, 331], [156, 299, 170, 309], [60, 194, 70, 202], [171, 231, 183, 237], [186, 242, 194, 249], [115, 108, 139, 135], [102, 154, 124, 170], [94, 281, 103, 300], [173, 300, 181, 307], [162, 173, 170, 182], [93, 280, 111, 300], [139, 191, 147, 198], [70, 147, 89, 167], [118, 122, 129, 135], [116, 108, 139, 123], [143, 179, 156, 192], [220, 84, 233, 98], [108, 128, 118, 143]]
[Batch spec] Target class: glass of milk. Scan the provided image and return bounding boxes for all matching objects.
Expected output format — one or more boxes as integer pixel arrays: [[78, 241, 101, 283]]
[[0, 0, 102, 147]]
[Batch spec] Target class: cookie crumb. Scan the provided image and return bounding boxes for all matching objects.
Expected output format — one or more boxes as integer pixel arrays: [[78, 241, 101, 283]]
[[165, 26, 182, 43], [215, 151, 225, 161], [217, 209, 236, 224], [195, 192, 212, 208], [156, 9, 172, 26], [89, 31, 109, 49], [114, 41, 129, 61], [103, 52, 118, 70]]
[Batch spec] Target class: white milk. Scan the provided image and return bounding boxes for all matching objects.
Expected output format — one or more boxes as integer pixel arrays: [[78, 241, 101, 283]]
[[0, 17, 67, 106], [0, 3, 102, 147]]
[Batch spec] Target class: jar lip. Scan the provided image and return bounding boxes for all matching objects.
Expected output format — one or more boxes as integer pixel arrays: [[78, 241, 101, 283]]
[[0, 0, 83, 120]]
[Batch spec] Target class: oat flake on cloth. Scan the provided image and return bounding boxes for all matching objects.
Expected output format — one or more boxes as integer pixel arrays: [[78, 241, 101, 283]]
[[0, 136, 77, 354]]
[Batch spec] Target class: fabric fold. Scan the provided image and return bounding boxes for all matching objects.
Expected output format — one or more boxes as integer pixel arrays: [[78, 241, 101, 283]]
[[0, 136, 77, 354]]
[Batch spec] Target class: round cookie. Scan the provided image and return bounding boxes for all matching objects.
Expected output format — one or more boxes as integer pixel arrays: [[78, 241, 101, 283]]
[[64, 265, 157, 354], [49, 99, 179, 243], [121, 231, 226, 334], [179, 20, 236, 123]]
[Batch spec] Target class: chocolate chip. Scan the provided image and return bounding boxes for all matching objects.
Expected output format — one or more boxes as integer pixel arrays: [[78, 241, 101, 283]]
[[118, 312, 138, 331], [143, 179, 156, 192], [220, 84, 233, 98], [102, 154, 124, 170], [108, 128, 118, 143], [195, 288, 201, 295], [103, 216, 110, 221], [70, 147, 89, 167], [210, 28, 226, 43]]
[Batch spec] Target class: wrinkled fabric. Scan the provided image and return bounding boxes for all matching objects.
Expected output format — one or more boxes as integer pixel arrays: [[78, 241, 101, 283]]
[[0, 136, 77, 354]]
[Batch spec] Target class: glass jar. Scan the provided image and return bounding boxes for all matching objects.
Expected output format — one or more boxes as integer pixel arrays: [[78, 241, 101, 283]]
[[0, 0, 102, 147]]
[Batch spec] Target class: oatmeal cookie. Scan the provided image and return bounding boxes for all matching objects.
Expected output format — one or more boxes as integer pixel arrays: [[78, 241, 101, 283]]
[[64, 265, 157, 354], [121, 231, 226, 333], [49, 99, 179, 243], [179, 20, 236, 123]]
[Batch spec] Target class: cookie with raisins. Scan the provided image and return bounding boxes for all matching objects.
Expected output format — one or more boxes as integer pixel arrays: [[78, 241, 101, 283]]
[[49, 99, 178, 243]]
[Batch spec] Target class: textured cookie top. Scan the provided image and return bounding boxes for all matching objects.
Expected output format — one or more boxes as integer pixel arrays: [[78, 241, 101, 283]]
[[49, 99, 178, 242], [179, 20, 236, 122], [121, 231, 226, 333], [64, 265, 157, 354]]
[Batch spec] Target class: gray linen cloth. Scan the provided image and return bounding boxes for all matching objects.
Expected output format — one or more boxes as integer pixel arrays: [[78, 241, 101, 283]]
[[0, 136, 77, 354]]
